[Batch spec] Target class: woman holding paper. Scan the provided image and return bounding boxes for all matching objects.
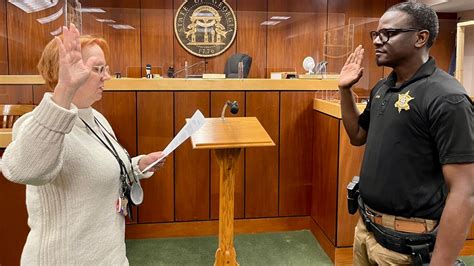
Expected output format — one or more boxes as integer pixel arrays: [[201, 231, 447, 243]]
[[1, 24, 165, 265]]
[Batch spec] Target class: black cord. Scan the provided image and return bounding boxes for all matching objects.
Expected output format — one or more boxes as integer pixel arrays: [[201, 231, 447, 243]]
[[80, 118, 133, 185]]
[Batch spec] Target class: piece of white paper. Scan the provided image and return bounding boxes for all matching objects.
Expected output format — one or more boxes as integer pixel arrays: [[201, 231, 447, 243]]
[[141, 110, 206, 173]]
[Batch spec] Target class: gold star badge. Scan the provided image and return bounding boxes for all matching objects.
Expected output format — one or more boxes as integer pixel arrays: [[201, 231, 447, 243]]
[[394, 90, 414, 113]]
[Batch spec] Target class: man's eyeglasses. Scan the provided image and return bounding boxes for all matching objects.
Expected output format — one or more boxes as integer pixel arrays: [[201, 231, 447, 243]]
[[92, 65, 110, 75], [370, 28, 422, 44]]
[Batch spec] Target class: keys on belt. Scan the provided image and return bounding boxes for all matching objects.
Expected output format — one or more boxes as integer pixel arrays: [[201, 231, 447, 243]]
[[364, 206, 437, 234]]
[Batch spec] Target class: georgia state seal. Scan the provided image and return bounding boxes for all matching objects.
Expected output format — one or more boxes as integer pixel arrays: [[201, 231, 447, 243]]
[[174, 0, 237, 58]]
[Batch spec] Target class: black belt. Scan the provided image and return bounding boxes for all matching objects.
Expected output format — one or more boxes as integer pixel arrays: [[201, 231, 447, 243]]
[[358, 196, 437, 265]]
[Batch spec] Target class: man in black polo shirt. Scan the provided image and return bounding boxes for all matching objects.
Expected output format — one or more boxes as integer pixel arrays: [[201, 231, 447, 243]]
[[338, 2, 473, 265]]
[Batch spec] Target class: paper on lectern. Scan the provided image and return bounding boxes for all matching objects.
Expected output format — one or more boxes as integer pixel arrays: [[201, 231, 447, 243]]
[[141, 110, 206, 173]]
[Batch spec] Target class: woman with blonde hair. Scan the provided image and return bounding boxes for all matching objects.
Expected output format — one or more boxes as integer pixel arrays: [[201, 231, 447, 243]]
[[2, 24, 164, 265]]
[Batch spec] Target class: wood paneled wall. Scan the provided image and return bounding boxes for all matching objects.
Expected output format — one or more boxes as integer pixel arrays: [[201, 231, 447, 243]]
[[4, 90, 300, 224], [336, 121, 365, 246], [312, 111, 339, 244], [267, 0, 327, 77], [245, 92, 279, 218], [0, 85, 33, 104], [6, 0, 63, 75], [0, 172, 29, 266], [92, 92, 137, 156], [327, 0, 386, 90], [0, 0, 7, 74], [140, 0, 174, 77], [0, 87, 318, 264], [136, 92, 175, 223], [236, 1, 267, 78], [131, 90, 315, 223], [0, 0, 456, 83], [311, 112, 366, 248], [430, 17, 457, 71], [279, 92, 314, 215], [174, 92, 211, 221]]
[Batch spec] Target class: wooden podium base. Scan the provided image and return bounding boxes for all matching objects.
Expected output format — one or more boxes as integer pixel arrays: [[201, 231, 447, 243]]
[[215, 247, 239, 266], [190, 117, 274, 265], [214, 148, 241, 266]]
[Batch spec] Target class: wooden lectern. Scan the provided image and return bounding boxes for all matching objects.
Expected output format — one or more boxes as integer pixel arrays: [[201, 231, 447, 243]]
[[190, 117, 274, 266]]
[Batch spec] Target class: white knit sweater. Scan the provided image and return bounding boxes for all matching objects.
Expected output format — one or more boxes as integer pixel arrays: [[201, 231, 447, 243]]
[[2, 93, 151, 265]]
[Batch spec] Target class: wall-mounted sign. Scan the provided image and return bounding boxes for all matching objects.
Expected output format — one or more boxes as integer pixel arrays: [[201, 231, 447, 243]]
[[174, 0, 237, 58]]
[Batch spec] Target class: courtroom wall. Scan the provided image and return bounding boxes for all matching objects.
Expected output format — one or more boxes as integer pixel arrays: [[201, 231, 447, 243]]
[[0, 0, 457, 91]]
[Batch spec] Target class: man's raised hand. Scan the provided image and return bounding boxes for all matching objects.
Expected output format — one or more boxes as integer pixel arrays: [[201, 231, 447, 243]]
[[338, 45, 365, 90]]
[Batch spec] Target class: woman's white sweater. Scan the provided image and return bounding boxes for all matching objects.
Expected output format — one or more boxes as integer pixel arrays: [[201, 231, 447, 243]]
[[1, 93, 151, 265]]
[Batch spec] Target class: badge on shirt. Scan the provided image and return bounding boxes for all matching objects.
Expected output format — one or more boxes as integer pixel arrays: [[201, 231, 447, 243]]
[[394, 91, 414, 113]]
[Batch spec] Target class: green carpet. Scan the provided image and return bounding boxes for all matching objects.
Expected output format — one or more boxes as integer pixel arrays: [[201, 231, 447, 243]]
[[126, 230, 474, 265], [126, 230, 332, 265], [462, 257, 474, 266]]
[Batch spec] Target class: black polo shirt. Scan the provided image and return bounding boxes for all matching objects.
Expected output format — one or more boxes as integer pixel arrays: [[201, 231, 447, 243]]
[[358, 57, 474, 220]]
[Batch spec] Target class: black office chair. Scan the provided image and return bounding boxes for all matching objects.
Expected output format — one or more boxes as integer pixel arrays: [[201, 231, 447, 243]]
[[224, 53, 252, 78]]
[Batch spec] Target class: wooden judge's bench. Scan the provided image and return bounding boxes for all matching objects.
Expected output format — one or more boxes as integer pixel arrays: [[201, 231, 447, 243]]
[[0, 77, 472, 265]]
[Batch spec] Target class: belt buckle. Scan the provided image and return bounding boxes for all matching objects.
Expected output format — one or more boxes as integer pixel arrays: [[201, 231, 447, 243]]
[[365, 208, 379, 223]]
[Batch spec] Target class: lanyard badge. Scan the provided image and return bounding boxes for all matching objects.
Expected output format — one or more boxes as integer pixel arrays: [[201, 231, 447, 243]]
[[81, 117, 144, 217], [116, 196, 129, 216]]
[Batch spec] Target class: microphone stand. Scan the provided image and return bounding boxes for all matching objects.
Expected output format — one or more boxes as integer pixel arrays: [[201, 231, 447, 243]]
[[315, 61, 328, 75], [221, 100, 239, 121], [170, 60, 207, 78]]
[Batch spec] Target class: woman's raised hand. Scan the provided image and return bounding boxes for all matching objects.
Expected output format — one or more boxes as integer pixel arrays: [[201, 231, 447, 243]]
[[53, 24, 98, 109], [338, 45, 365, 90]]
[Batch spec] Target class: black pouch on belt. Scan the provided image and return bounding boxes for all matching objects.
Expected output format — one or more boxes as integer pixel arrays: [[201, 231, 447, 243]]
[[347, 176, 360, 214]]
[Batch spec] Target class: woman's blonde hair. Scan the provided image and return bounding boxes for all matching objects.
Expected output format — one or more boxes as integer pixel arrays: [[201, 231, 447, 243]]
[[37, 35, 109, 90]]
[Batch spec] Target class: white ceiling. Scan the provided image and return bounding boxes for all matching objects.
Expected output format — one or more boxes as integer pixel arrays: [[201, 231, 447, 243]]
[[420, 0, 474, 13]]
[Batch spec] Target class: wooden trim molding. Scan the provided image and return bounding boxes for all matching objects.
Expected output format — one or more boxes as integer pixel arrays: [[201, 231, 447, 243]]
[[0, 75, 339, 91], [313, 99, 366, 119], [0, 75, 45, 84], [126, 216, 310, 239], [309, 216, 337, 262], [105, 78, 339, 91]]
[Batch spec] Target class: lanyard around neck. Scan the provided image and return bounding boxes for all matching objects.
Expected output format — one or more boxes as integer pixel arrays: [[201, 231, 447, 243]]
[[80, 117, 137, 184]]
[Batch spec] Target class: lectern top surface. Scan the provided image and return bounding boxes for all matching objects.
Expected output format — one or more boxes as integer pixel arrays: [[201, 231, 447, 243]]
[[189, 117, 275, 149]]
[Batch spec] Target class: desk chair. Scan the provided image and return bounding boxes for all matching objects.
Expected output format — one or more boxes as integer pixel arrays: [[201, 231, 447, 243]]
[[224, 53, 252, 78], [0, 105, 35, 128]]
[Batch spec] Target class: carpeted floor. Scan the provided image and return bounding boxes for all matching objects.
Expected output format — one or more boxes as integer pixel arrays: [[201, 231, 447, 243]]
[[126, 230, 474, 265]]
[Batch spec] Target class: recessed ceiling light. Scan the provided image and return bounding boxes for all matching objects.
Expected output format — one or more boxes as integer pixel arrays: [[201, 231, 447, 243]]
[[37, 7, 63, 24], [9, 0, 58, 13], [270, 16, 291, 20], [261, 21, 280, 26], [77, 7, 106, 13], [96, 18, 116, 23], [50, 26, 62, 36], [110, 24, 135, 30]]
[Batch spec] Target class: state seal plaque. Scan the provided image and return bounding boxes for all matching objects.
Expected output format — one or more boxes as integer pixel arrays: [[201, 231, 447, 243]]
[[174, 0, 237, 58]]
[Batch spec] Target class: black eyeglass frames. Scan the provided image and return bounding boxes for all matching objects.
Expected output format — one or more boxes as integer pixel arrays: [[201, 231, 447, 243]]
[[369, 28, 423, 44]]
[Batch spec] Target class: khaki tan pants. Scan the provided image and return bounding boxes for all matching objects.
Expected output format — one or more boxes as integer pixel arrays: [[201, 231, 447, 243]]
[[353, 218, 412, 265]]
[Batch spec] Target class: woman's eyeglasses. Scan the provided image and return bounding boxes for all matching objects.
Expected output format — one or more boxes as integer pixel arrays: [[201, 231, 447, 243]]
[[369, 28, 422, 44], [92, 65, 110, 75]]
